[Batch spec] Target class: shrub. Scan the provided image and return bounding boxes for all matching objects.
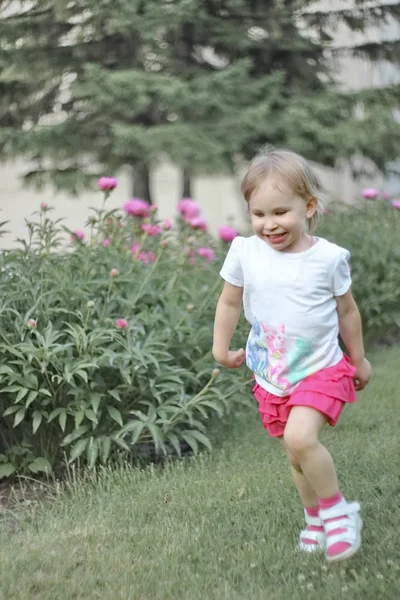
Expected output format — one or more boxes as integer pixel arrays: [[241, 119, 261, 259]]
[[0, 191, 250, 477], [318, 198, 400, 345]]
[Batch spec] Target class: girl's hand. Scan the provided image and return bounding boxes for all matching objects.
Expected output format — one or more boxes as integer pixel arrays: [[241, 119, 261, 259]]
[[214, 348, 246, 369], [353, 357, 371, 391]]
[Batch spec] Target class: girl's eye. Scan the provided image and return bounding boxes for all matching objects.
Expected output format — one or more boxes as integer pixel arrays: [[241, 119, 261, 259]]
[[276, 211, 287, 216]]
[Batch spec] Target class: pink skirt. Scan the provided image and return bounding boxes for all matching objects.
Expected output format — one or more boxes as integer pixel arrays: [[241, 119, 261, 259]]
[[252, 355, 357, 438]]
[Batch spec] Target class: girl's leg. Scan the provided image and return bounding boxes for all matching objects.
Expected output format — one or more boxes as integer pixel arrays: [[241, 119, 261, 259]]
[[279, 438, 324, 550], [278, 439, 319, 508], [283, 406, 338, 497], [284, 406, 362, 561]]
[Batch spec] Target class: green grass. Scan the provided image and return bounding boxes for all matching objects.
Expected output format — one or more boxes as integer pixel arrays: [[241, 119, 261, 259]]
[[0, 347, 399, 600]]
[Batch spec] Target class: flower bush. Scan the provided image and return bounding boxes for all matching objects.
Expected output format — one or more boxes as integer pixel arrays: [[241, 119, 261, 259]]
[[318, 191, 400, 345], [0, 190, 249, 477]]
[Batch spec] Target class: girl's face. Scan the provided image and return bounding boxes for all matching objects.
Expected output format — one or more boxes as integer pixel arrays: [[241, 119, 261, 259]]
[[249, 177, 318, 253]]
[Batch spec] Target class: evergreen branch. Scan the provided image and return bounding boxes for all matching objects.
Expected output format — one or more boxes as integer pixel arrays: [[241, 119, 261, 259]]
[[0, 7, 53, 21], [330, 38, 400, 61]]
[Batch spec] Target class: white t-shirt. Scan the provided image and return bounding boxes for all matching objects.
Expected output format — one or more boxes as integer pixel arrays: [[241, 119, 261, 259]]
[[219, 235, 352, 396]]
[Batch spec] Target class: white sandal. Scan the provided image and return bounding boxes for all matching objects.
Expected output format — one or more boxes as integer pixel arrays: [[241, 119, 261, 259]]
[[298, 509, 326, 552], [319, 501, 363, 562]]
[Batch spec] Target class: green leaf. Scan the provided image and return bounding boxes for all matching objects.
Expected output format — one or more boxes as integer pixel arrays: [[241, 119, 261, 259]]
[[90, 393, 101, 414], [75, 370, 88, 383], [108, 389, 121, 402], [3, 405, 23, 417], [107, 406, 123, 427], [123, 420, 145, 444], [110, 436, 130, 452], [180, 431, 199, 455], [0, 463, 15, 478], [39, 388, 52, 397], [13, 408, 25, 427], [0, 385, 23, 394], [48, 408, 63, 422], [86, 437, 99, 467], [146, 423, 166, 455], [69, 438, 88, 463], [185, 429, 212, 451], [85, 409, 98, 424], [32, 411, 43, 434], [201, 400, 224, 418], [28, 457, 52, 474], [166, 432, 181, 457], [0, 366, 15, 375], [62, 425, 90, 446], [15, 388, 29, 403], [74, 409, 84, 428], [25, 390, 38, 408], [101, 437, 111, 464], [59, 411, 67, 432]]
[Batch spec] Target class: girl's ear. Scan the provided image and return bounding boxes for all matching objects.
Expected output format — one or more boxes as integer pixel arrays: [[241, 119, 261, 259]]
[[306, 196, 318, 218]]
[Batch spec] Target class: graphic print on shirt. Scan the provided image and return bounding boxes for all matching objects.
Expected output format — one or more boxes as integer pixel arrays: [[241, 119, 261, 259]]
[[247, 317, 317, 391], [246, 318, 269, 380], [286, 336, 316, 385], [261, 323, 291, 390]]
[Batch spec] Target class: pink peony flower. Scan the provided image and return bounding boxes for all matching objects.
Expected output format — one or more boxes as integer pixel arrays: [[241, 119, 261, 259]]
[[98, 177, 118, 191], [161, 239, 167, 247], [362, 188, 379, 200], [217, 226, 238, 243], [138, 251, 156, 265], [131, 243, 140, 255], [178, 198, 201, 219], [110, 268, 119, 277], [70, 229, 85, 242], [27, 319, 37, 328], [115, 318, 128, 329], [40, 202, 48, 211], [150, 204, 159, 213], [197, 247, 215, 261], [102, 239, 110, 247], [123, 198, 150, 218], [163, 218, 172, 230], [392, 199, 400, 210], [189, 217, 208, 232], [141, 223, 163, 236]]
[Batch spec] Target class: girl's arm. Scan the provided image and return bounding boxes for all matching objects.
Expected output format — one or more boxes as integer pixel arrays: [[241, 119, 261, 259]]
[[212, 282, 246, 368], [336, 289, 371, 390]]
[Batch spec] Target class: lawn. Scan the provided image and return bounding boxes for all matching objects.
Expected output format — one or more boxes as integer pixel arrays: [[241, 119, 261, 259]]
[[0, 347, 399, 600]]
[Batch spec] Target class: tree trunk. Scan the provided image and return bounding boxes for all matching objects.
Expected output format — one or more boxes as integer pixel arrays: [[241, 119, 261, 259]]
[[181, 167, 192, 198], [132, 164, 152, 203]]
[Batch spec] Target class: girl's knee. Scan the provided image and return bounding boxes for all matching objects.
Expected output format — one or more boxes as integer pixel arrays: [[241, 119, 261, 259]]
[[283, 427, 317, 457], [287, 451, 302, 472]]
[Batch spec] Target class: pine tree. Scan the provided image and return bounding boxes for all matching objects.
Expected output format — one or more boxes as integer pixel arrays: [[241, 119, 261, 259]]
[[0, 0, 399, 200]]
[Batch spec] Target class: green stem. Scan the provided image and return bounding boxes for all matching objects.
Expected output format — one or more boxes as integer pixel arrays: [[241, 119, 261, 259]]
[[131, 249, 162, 309], [100, 279, 114, 322]]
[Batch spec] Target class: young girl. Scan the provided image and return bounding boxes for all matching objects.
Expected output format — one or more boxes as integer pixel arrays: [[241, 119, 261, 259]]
[[212, 148, 371, 562]]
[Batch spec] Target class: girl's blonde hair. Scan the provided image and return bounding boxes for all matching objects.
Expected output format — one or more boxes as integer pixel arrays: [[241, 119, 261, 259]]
[[241, 146, 325, 232]]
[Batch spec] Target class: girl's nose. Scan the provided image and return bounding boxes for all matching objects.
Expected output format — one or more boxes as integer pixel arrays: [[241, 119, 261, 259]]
[[262, 219, 277, 232]]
